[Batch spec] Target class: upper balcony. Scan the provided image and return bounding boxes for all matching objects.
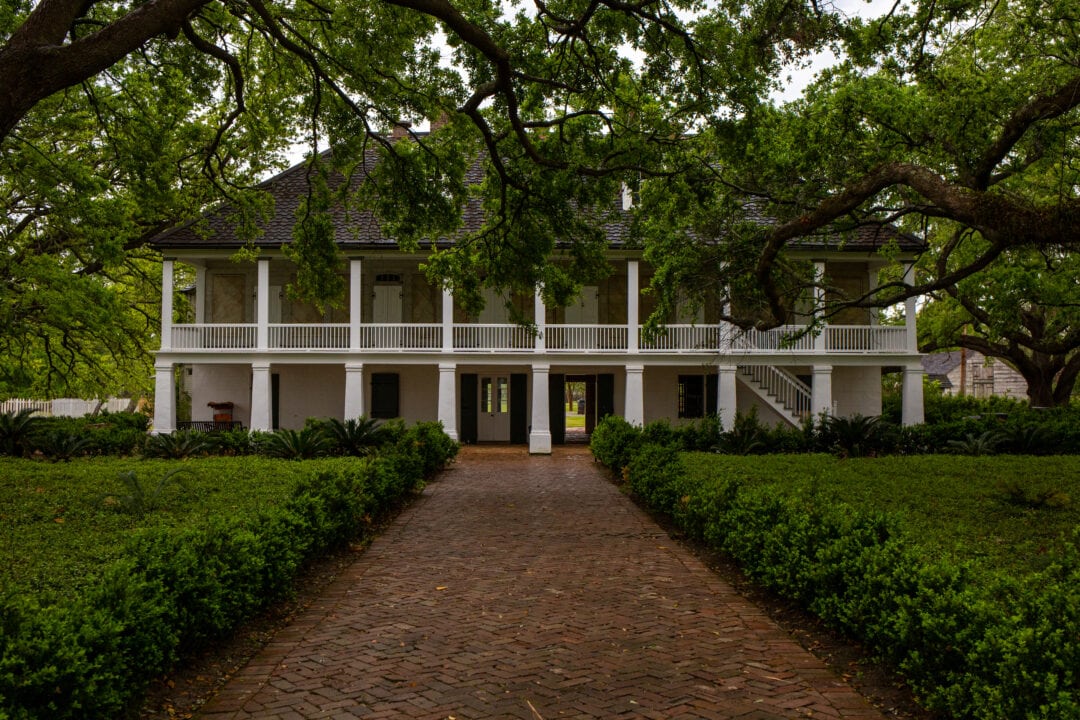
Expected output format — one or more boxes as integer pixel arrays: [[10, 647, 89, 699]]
[[159, 255, 918, 359], [165, 321, 911, 355]]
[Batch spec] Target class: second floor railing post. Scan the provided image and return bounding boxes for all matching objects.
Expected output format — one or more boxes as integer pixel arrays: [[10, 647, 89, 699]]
[[627, 260, 639, 353], [442, 288, 454, 352], [349, 258, 362, 350], [904, 262, 918, 353], [534, 287, 546, 352], [160, 258, 174, 350], [814, 261, 826, 352], [256, 257, 270, 350]]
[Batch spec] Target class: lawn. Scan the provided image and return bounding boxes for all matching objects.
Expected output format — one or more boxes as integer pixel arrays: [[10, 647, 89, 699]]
[[681, 453, 1080, 579], [0, 456, 363, 600]]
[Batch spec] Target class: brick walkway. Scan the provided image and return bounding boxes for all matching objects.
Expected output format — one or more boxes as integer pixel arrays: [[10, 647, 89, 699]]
[[198, 446, 885, 720]]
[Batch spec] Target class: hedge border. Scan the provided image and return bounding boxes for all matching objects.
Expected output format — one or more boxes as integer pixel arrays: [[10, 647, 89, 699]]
[[593, 417, 1080, 720], [0, 422, 458, 720]]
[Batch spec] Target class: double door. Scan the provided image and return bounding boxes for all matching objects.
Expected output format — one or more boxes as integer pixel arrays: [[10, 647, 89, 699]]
[[461, 374, 527, 444]]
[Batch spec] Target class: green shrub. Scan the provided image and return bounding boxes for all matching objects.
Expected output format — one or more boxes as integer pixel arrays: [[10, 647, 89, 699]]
[[396, 421, 459, 477], [818, 414, 896, 458], [715, 409, 769, 455], [141, 431, 211, 459], [258, 427, 334, 459], [0, 409, 40, 457], [625, 442, 685, 515], [31, 412, 149, 457], [0, 424, 457, 719], [589, 415, 641, 470], [321, 416, 385, 456], [594, 444, 1080, 719], [669, 415, 720, 451]]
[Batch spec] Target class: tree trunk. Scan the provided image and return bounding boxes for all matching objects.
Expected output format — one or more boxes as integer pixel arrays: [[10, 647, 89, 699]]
[[1025, 374, 1057, 408]]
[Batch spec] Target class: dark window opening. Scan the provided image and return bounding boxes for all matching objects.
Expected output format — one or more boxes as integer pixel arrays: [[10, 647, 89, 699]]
[[678, 375, 705, 419]]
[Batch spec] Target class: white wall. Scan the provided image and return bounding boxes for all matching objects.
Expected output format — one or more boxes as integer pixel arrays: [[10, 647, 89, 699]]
[[832, 366, 882, 417], [189, 364, 252, 426], [390, 365, 439, 424], [735, 382, 790, 427], [275, 365, 346, 429]]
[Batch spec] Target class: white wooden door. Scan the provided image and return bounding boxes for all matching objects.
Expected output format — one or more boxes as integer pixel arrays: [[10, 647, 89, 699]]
[[477, 375, 511, 441], [373, 284, 403, 323], [565, 286, 599, 324], [478, 287, 510, 324]]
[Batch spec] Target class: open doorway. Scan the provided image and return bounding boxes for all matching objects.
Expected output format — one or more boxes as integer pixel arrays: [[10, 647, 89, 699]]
[[559, 373, 615, 444]]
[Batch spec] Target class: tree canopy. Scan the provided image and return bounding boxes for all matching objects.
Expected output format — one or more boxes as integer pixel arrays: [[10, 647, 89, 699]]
[[918, 244, 1080, 407], [2, 0, 827, 397], [2, 0, 1079, 402], [638, 0, 1080, 325]]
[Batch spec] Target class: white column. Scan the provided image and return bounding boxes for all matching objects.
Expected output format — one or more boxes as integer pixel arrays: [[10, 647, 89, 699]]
[[813, 261, 826, 352], [194, 263, 207, 324], [902, 362, 925, 426], [903, 262, 918, 353], [442, 287, 454, 352], [251, 361, 272, 431], [256, 258, 270, 350], [625, 364, 645, 426], [812, 365, 833, 419], [349, 258, 363, 350], [160, 258, 174, 350], [627, 260, 639, 353], [717, 365, 738, 431], [529, 363, 552, 454], [534, 288, 546, 352], [438, 362, 458, 440], [152, 362, 175, 435], [344, 362, 365, 419]]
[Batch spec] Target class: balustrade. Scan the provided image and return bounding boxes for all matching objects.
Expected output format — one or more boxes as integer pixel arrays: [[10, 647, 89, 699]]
[[165, 322, 912, 355], [546, 325, 627, 351]]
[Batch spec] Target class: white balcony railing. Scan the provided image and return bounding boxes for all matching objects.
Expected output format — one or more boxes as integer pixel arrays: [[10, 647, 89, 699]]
[[826, 325, 908, 352], [640, 325, 721, 352], [172, 324, 256, 349], [270, 324, 349, 349], [358, 324, 442, 350], [546, 325, 628, 351], [453, 323, 534, 351], [165, 322, 913, 355], [731, 325, 818, 352]]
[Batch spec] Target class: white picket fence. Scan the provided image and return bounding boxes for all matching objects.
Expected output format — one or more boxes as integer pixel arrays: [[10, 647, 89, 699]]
[[0, 398, 132, 417]]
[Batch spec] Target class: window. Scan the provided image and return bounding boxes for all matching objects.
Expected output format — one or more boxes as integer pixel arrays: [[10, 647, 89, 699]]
[[678, 375, 705, 418], [480, 376, 508, 413]]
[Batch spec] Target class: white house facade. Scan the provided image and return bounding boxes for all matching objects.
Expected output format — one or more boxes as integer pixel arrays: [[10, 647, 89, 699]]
[[151, 157, 925, 453]]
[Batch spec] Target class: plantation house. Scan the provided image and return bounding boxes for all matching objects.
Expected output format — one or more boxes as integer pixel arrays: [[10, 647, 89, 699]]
[[151, 147, 926, 453]]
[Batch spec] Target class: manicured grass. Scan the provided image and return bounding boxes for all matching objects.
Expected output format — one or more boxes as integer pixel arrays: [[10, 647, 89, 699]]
[[681, 453, 1080, 578], [0, 457, 363, 600]]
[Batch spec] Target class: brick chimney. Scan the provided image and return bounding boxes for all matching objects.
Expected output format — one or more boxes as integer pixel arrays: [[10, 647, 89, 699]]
[[390, 121, 413, 139], [430, 112, 450, 132]]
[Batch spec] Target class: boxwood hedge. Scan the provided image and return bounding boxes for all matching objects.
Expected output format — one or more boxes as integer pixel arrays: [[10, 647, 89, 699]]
[[593, 417, 1080, 720], [0, 421, 457, 719]]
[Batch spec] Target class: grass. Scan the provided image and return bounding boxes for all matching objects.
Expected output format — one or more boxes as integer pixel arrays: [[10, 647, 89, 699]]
[[681, 453, 1080, 580], [564, 402, 586, 428], [0, 456, 366, 600]]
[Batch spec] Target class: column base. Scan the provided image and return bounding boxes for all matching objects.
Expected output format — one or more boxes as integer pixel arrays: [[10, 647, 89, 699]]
[[529, 431, 552, 455]]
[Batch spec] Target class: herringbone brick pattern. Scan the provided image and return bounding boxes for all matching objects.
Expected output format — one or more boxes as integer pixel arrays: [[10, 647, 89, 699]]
[[198, 446, 886, 719]]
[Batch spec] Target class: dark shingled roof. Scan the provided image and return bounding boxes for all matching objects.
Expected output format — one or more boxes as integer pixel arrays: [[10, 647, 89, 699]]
[[152, 144, 923, 254], [921, 351, 961, 389]]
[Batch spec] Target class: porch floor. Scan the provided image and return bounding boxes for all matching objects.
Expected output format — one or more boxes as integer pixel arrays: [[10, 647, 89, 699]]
[[197, 446, 884, 719]]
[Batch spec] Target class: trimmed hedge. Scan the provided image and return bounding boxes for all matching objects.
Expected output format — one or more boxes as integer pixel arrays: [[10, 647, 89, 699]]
[[593, 417, 1080, 719], [0, 423, 458, 719]]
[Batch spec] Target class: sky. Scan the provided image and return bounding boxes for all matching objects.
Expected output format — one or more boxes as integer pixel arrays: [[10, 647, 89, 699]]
[[773, 0, 899, 101]]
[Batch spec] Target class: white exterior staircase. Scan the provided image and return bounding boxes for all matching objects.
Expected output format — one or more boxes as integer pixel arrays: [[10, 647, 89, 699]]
[[736, 365, 811, 427]]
